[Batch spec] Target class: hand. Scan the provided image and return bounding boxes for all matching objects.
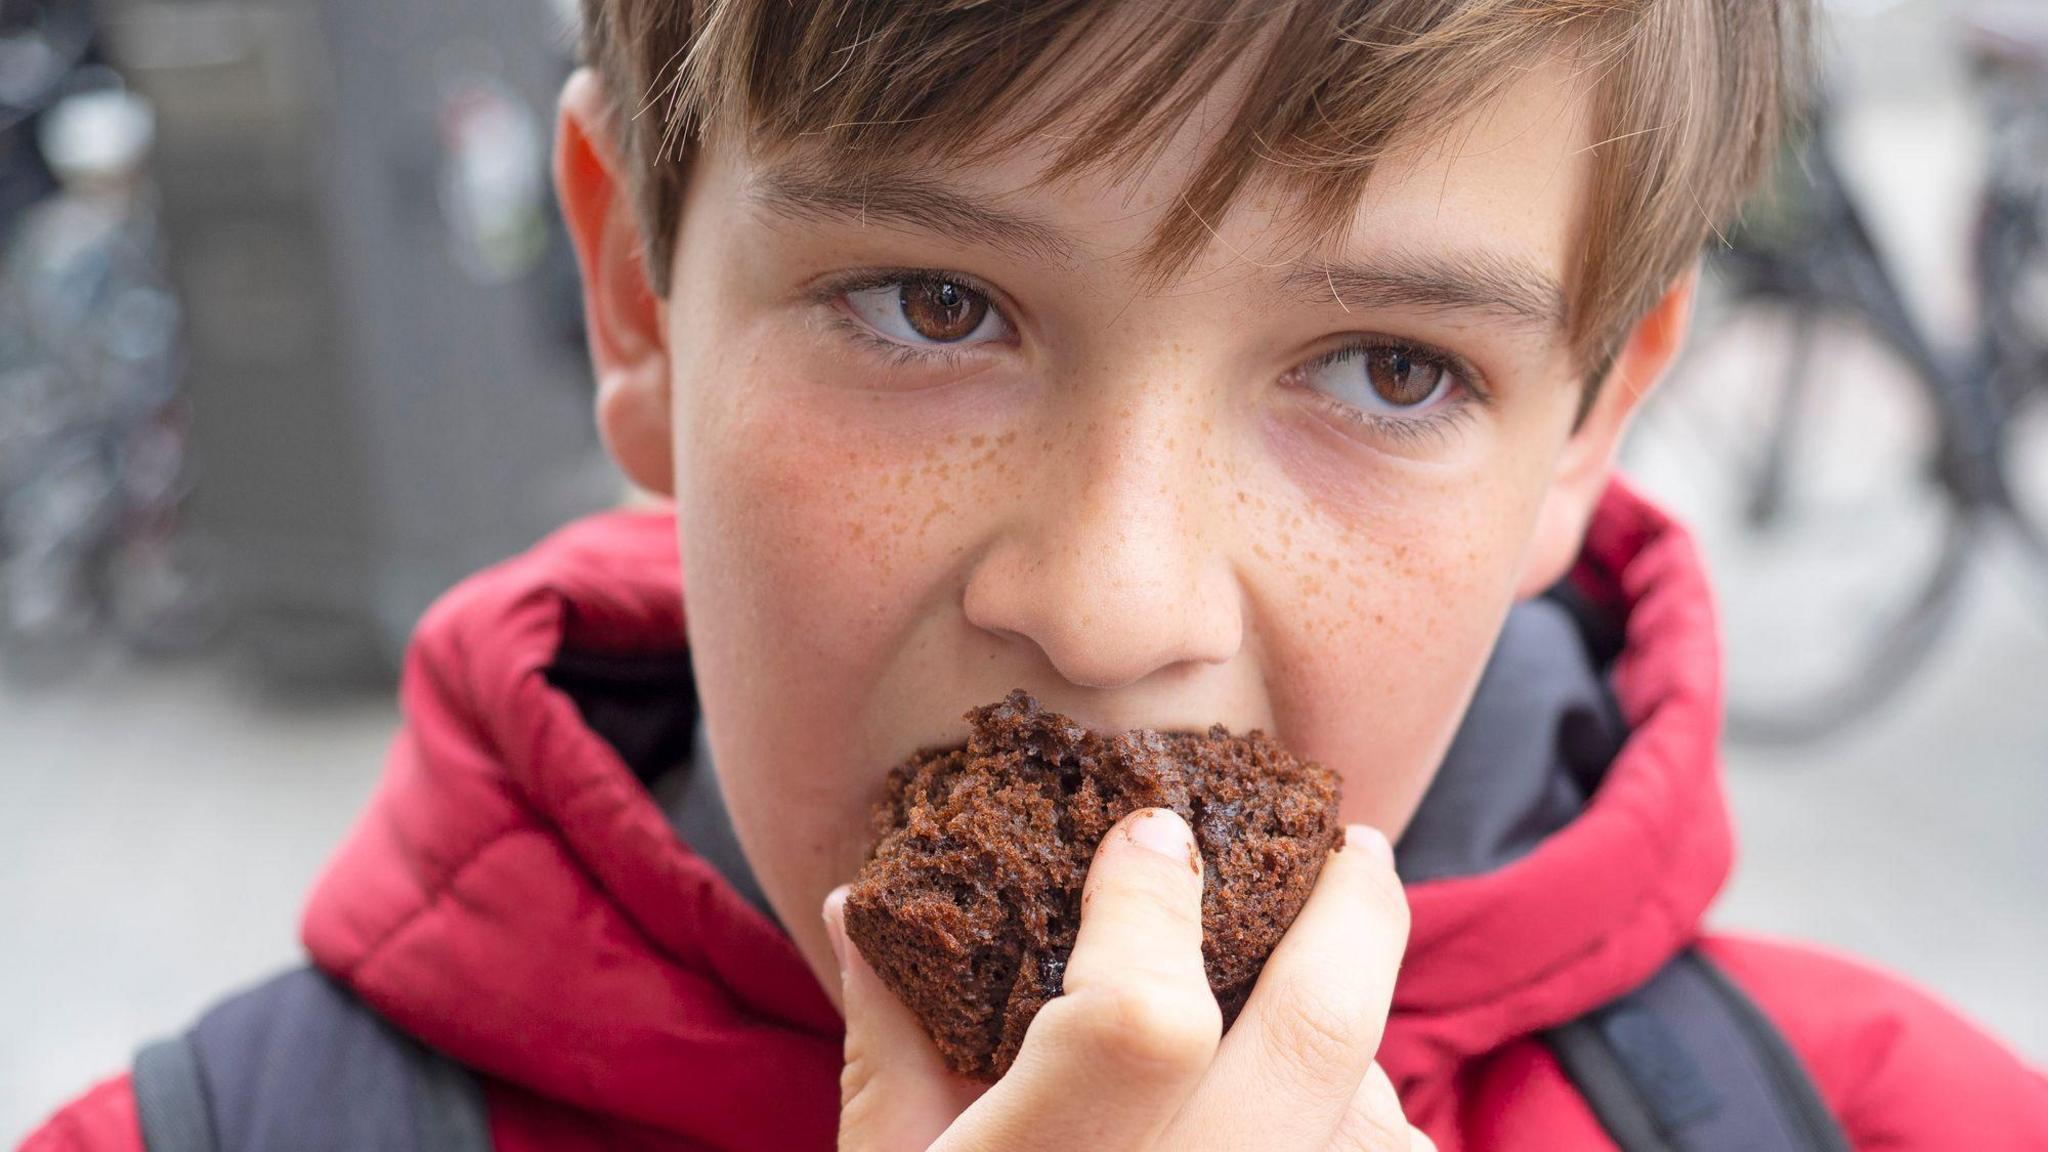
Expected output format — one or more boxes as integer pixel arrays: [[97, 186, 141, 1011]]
[[826, 809, 1431, 1151]]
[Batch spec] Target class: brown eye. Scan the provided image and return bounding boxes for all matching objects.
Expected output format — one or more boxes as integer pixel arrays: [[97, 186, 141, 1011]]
[[899, 280, 988, 343], [843, 276, 1007, 347], [1364, 347, 1446, 409], [1296, 341, 1461, 422]]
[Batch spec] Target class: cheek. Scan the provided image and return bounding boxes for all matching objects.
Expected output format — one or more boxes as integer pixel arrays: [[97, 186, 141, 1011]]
[[682, 359, 1019, 691], [669, 341, 1022, 952], [1245, 411, 1561, 832]]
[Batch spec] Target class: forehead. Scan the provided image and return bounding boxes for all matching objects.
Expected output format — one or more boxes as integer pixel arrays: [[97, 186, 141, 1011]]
[[739, 53, 1593, 317], [1331, 54, 1595, 287]]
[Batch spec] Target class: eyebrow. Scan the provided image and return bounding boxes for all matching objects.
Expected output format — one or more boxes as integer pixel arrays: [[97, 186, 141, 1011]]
[[1281, 250, 1567, 332], [750, 166, 1075, 265], [751, 166, 1566, 331]]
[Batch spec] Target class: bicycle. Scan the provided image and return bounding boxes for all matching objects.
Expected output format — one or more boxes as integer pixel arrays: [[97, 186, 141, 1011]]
[[1620, 5, 2048, 744]]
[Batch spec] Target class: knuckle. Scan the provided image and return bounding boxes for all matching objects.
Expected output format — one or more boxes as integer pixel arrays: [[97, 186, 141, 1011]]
[[835, 1053, 887, 1144], [1330, 1114, 1412, 1152], [1054, 979, 1221, 1075], [1327, 1123, 1409, 1147], [837, 1031, 880, 1106], [1263, 980, 1376, 1086], [1331, 1063, 1414, 1152]]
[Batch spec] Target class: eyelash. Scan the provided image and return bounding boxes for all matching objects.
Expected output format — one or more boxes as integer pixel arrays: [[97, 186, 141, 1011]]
[[1293, 340, 1492, 448], [813, 268, 1008, 368], [812, 270, 1492, 444]]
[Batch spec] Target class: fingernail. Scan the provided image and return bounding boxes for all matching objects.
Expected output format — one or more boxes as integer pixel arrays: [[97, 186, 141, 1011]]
[[822, 885, 851, 972], [1346, 824, 1394, 869], [1123, 808, 1197, 872]]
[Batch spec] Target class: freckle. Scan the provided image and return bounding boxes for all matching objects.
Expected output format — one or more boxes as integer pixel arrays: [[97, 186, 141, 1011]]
[[945, 433, 959, 445], [896, 472, 911, 490], [849, 523, 865, 541], [1326, 555, 1339, 573], [1237, 491, 1248, 504], [1165, 437, 1176, 451], [997, 431, 1018, 446], [1252, 542, 1272, 561], [970, 434, 986, 449]]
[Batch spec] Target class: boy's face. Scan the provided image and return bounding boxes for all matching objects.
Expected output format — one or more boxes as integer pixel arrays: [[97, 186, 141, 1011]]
[[559, 54, 1688, 991]]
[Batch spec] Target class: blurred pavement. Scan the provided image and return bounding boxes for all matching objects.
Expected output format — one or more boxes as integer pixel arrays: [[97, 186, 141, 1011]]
[[2, 657, 390, 1143]]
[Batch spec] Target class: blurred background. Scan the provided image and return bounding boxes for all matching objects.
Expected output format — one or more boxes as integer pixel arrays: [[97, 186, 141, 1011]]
[[2, 0, 2044, 1141]]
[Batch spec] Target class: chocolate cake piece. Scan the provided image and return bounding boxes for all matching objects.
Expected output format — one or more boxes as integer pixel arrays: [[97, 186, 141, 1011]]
[[842, 689, 1343, 1081]]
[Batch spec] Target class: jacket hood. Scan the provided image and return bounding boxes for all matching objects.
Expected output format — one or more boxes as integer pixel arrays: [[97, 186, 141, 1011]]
[[1383, 480, 1731, 1121], [299, 509, 844, 1151], [299, 479, 1731, 1144]]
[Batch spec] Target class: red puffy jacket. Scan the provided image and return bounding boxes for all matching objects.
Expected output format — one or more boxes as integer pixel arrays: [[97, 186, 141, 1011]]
[[22, 483, 2048, 1150]]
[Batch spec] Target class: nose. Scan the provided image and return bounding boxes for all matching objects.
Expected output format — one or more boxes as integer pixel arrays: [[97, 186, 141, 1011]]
[[962, 382, 1243, 691]]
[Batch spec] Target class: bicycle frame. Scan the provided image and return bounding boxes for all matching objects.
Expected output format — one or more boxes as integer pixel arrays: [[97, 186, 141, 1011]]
[[1714, 111, 2018, 521]]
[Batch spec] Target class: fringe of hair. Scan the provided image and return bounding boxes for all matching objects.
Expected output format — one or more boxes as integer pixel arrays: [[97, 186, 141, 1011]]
[[582, 0, 1810, 383]]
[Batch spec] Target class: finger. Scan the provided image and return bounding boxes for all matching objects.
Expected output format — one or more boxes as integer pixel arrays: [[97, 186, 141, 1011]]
[[1328, 1063, 1425, 1152], [1172, 824, 1411, 1148], [826, 887, 982, 1151], [939, 809, 1219, 1151]]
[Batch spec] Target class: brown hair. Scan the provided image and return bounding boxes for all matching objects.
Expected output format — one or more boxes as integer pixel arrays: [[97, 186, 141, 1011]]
[[578, 0, 1808, 384]]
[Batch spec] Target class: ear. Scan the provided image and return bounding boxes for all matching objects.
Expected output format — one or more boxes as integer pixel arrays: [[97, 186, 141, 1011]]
[[1514, 269, 1697, 598], [555, 68, 674, 496]]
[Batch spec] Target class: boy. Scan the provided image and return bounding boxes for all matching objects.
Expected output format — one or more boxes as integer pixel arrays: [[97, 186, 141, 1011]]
[[25, 1, 2048, 1149]]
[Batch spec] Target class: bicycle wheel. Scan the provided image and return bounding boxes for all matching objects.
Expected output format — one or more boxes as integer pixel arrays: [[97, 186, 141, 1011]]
[[1622, 280, 1973, 744]]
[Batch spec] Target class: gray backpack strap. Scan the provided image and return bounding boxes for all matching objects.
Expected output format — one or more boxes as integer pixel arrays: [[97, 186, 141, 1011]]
[[132, 968, 492, 1152], [1545, 949, 1851, 1152], [409, 1037, 496, 1152], [133, 1036, 217, 1152]]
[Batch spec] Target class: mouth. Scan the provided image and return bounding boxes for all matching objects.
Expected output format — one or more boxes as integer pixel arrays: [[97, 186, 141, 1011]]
[[900, 687, 1275, 767]]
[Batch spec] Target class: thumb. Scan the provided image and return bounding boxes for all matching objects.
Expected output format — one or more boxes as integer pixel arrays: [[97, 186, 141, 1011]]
[[825, 886, 983, 1151]]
